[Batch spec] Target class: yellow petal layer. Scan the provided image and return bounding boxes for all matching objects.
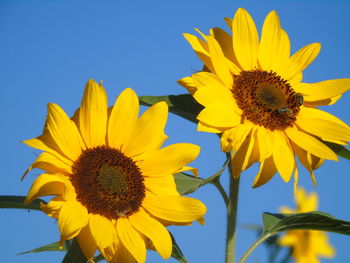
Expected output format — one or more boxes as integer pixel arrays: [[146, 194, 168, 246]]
[[129, 208, 172, 259], [124, 102, 167, 158], [25, 173, 65, 204], [89, 214, 118, 249], [117, 217, 146, 263], [252, 156, 277, 188], [77, 225, 97, 261], [232, 8, 259, 70], [142, 195, 206, 223], [140, 143, 200, 177], [108, 88, 139, 150], [79, 79, 108, 148], [58, 201, 88, 240], [285, 126, 337, 161], [272, 132, 295, 182], [46, 103, 84, 161], [281, 43, 321, 80], [294, 79, 350, 102], [259, 10, 290, 74]]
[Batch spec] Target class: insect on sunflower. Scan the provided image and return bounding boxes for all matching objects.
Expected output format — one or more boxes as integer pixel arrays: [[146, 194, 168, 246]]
[[23, 79, 206, 263], [179, 8, 350, 189]]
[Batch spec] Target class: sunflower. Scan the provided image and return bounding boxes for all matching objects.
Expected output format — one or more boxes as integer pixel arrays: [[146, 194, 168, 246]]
[[178, 8, 350, 188], [23, 79, 206, 263], [278, 188, 335, 263]]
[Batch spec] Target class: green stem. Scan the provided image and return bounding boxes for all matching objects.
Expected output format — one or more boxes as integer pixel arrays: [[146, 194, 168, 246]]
[[225, 155, 240, 263], [238, 233, 272, 263], [213, 181, 229, 207]]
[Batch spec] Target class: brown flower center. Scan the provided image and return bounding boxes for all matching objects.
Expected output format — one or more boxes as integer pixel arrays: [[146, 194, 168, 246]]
[[70, 146, 145, 219], [232, 70, 303, 131]]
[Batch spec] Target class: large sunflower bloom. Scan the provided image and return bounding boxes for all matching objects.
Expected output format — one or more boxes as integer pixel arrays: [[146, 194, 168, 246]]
[[23, 80, 206, 262], [278, 188, 335, 263], [179, 8, 350, 188]]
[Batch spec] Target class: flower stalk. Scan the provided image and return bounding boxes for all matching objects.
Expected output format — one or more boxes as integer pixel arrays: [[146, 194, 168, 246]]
[[225, 154, 240, 263]]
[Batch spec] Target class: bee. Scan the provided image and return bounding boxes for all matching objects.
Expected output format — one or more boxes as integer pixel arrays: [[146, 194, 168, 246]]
[[277, 107, 293, 117], [295, 93, 304, 106]]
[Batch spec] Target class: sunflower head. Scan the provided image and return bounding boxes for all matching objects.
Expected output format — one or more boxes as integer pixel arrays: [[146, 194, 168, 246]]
[[179, 7, 350, 189], [278, 188, 335, 262], [23, 79, 206, 263]]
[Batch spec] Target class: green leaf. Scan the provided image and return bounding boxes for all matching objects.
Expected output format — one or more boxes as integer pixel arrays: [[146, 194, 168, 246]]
[[17, 241, 66, 255], [170, 232, 189, 263], [0, 195, 46, 211], [324, 141, 350, 160], [239, 211, 350, 263], [262, 211, 350, 235], [139, 94, 203, 123], [173, 173, 205, 195], [62, 239, 87, 263]]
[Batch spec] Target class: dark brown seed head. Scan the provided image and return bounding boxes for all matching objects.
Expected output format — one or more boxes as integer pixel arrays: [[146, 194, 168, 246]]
[[70, 146, 145, 219], [232, 70, 303, 131]]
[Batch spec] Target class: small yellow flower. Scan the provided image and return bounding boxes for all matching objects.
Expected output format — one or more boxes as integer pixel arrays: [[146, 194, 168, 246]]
[[179, 8, 350, 188], [278, 188, 335, 263], [23, 80, 206, 263]]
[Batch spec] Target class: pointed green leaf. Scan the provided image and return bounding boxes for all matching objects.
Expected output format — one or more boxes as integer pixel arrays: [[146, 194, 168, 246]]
[[262, 211, 350, 235], [324, 141, 350, 160], [170, 232, 189, 263], [0, 195, 46, 211], [173, 173, 205, 195], [139, 94, 203, 123], [239, 211, 350, 263], [17, 241, 66, 255], [62, 239, 86, 263]]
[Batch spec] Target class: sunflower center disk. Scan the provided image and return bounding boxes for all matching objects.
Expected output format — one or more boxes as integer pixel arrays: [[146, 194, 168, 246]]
[[232, 70, 303, 131], [70, 146, 145, 219]]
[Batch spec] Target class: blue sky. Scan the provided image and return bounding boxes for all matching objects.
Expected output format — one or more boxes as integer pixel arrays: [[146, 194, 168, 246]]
[[1, 0, 350, 262]]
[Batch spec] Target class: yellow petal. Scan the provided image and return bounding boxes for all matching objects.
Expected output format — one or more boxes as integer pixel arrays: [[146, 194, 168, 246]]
[[25, 173, 65, 204], [293, 143, 319, 186], [123, 102, 167, 158], [203, 35, 233, 86], [281, 43, 321, 80], [183, 33, 214, 72], [272, 131, 295, 182], [144, 175, 179, 196], [196, 102, 241, 128], [77, 225, 97, 261], [294, 79, 350, 102], [58, 201, 88, 240], [193, 79, 237, 106], [231, 129, 256, 177], [139, 143, 200, 177], [116, 217, 146, 263], [79, 79, 108, 148], [108, 88, 139, 149], [89, 214, 118, 249], [209, 27, 241, 74], [46, 103, 84, 161], [142, 195, 206, 223], [40, 196, 64, 218], [252, 156, 277, 188], [296, 108, 350, 142], [129, 208, 172, 259], [232, 8, 259, 70], [198, 121, 223, 133], [221, 123, 253, 153], [259, 11, 290, 73], [22, 152, 72, 180], [177, 76, 197, 95], [22, 134, 73, 167], [285, 126, 337, 161], [101, 239, 135, 263], [255, 127, 273, 161]]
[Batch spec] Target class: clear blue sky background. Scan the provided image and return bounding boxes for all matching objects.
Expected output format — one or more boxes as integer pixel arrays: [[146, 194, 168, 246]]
[[1, 0, 350, 262]]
